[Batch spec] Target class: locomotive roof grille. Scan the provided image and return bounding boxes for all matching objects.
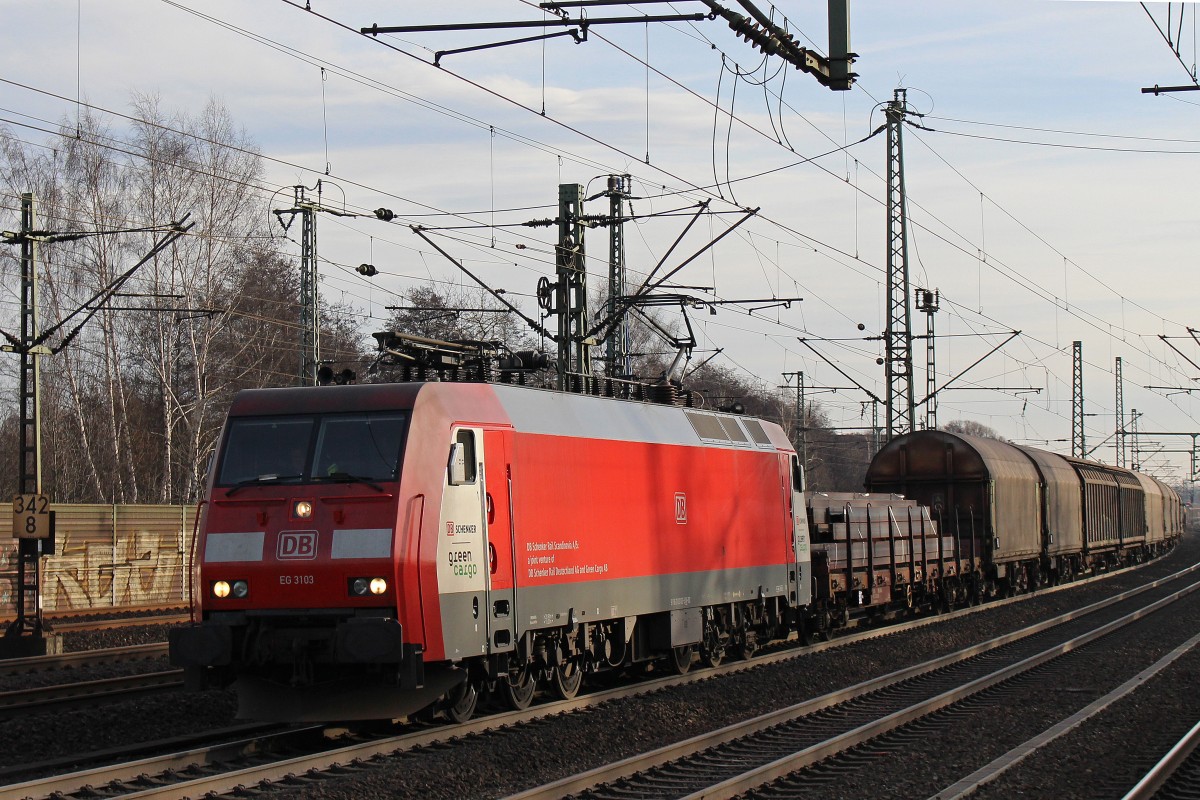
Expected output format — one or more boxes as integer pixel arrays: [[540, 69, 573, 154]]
[[719, 416, 749, 442], [742, 418, 772, 445]]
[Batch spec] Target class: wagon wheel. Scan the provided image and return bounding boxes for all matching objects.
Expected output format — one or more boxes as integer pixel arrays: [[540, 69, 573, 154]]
[[502, 666, 537, 711], [670, 645, 694, 674], [551, 660, 583, 700], [443, 677, 478, 724], [941, 588, 955, 613], [969, 574, 984, 605]]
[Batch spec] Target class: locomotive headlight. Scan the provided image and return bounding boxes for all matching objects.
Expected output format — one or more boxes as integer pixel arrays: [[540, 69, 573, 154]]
[[231, 580, 249, 598], [212, 580, 231, 598], [349, 577, 388, 596], [294, 500, 313, 519]]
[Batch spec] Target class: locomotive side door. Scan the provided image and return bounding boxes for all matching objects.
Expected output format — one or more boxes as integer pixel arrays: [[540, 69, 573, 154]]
[[482, 430, 517, 654], [790, 454, 813, 605], [437, 427, 489, 659]]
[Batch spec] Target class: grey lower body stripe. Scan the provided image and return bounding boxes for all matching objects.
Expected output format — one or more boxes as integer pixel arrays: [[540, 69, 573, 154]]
[[205, 531, 265, 563], [332, 528, 393, 559], [437, 564, 797, 659]]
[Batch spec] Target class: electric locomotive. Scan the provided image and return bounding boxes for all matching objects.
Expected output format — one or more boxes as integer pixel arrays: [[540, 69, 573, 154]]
[[170, 381, 810, 721]]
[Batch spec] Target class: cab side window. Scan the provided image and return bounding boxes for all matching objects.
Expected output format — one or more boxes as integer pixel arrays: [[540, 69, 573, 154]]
[[456, 429, 478, 483], [791, 455, 805, 493]]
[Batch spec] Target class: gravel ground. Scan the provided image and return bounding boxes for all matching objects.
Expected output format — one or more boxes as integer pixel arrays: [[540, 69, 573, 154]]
[[966, 619, 1200, 800], [61, 622, 177, 652], [0, 617, 238, 778], [0, 537, 1195, 797]]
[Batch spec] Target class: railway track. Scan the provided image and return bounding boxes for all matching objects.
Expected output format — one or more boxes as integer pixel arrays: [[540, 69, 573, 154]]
[[506, 565, 1200, 800], [48, 612, 188, 633], [0, 670, 183, 719], [0, 603, 186, 626], [0, 642, 169, 676], [4, 558, 1192, 800]]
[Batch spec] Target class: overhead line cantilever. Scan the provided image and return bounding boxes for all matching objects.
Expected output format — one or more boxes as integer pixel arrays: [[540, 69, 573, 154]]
[[410, 226, 553, 339]]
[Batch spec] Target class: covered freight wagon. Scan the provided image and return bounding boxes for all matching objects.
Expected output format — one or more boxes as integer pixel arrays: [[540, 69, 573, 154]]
[[866, 430, 1180, 591], [864, 431, 1044, 590]]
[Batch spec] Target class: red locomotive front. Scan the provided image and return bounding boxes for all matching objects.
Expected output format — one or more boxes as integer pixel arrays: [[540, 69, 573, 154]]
[[170, 383, 449, 720]]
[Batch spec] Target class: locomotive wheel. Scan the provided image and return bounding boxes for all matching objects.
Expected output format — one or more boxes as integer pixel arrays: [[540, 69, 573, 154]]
[[552, 661, 583, 700], [736, 632, 757, 660], [502, 667, 537, 711], [700, 636, 725, 667], [444, 678, 479, 724], [670, 645, 693, 674]]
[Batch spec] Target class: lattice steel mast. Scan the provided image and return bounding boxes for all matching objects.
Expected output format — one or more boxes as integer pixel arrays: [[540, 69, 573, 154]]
[[555, 183, 590, 389], [1115, 356, 1125, 467], [274, 185, 320, 385], [10, 193, 45, 642], [884, 89, 916, 440], [273, 182, 356, 386], [604, 175, 631, 381], [917, 288, 939, 430], [781, 371, 807, 472], [1072, 341, 1085, 458], [1130, 408, 1141, 470]]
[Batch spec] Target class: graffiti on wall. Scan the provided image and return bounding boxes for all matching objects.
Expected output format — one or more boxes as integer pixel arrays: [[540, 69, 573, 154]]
[[47, 530, 185, 609], [1, 504, 194, 615]]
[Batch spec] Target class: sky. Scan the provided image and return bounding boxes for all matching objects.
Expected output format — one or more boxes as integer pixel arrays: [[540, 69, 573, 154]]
[[2, 0, 1200, 485]]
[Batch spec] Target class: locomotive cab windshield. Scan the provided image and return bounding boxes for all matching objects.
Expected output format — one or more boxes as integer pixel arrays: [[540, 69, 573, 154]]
[[217, 411, 408, 486]]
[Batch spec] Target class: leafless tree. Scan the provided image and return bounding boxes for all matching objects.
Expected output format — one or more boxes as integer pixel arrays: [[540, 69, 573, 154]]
[[942, 419, 1006, 441], [0, 95, 368, 503]]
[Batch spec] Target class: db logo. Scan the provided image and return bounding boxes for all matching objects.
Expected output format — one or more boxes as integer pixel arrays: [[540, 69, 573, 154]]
[[446, 521, 455, 536], [278, 531, 318, 560], [675, 492, 687, 524]]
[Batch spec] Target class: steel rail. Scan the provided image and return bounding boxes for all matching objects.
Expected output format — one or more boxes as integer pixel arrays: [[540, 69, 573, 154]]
[[932, 631, 1200, 800], [1122, 718, 1200, 800], [0, 670, 183, 719], [692, 581, 1200, 800], [0, 603, 186, 626], [0, 722, 283, 787], [50, 613, 189, 633], [0, 725, 321, 800], [0, 642, 168, 675]]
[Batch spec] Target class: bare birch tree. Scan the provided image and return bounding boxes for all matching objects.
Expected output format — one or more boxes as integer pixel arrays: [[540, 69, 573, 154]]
[[0, 95, 356, 503]]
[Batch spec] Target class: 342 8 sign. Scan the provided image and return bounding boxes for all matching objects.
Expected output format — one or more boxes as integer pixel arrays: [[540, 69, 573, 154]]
[[12, 493, 51, 539]]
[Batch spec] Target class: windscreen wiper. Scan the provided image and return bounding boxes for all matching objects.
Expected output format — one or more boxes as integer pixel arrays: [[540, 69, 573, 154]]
[[225, 474, 302, 497], [315, 471, 386, 493]]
